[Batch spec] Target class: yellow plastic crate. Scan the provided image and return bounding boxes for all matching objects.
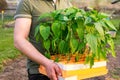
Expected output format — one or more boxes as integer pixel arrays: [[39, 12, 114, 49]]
[[61, 66, 107, 80], [39, 61, 108, 80]]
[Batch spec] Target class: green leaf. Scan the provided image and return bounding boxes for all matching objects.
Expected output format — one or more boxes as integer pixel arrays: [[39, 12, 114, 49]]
[[76, 19, 85, 40], [72, 23, 77, 34], [98, 12, 109, 19], [58, 40, 65, 53], [76, 27, 84, 40], [54, 57, 59, 62], [107, 39, 116, 57], [64, 43, 70, 54], [52, 38, 59, 52], [69, 13, 76, 20], [52, 9, 63, 18], [84, 17, 92, 25], [38, 12, 52, 22], [90, 14, 97, 21], [101, 50, 107, 60], [44, 40, 50, 52], [96, 46, 101, 60], [94, 22, 104, 40], [34, 25, 39, 37], [86, 34, 97, 53], [85, 55, 90, 64], [66, 31, 70, 41], [90, 54, 95, 68], [52, 39, 56, 52], [58, 15, 69, 21], [51, 22, 61, 37], [104, 20, 117, 31], [40, 25, 50, 40], [96, 45, 107, 60], [34, 25, 40, 41], [61, 22, 67, 30], [65, 7, 77, 16], [100, 21, 109, 31], [35, 34, 40, 42], [75, 12, 82, 19], [80, 9, 86, 15], [75, 54, 79, 62], [77, 42, 86, 53], [70, 38, 78, 53], [44, 52, 51, 59]]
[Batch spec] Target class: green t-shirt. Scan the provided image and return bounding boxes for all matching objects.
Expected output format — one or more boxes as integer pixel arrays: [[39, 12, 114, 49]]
[[14, 0, 55, 74]]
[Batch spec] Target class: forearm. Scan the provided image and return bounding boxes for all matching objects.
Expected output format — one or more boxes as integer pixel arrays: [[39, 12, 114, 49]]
[[14, 18, 62, 80], [14, 37, 51, 67], [14, 18, 51, 67]]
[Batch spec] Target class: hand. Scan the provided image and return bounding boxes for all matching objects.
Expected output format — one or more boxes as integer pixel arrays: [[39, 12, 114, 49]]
[[44, 61, 62, 80]]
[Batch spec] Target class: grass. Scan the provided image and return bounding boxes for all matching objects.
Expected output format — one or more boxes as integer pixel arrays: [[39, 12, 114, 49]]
[[0, 15, 21, 71], [111, 18, 120, 30], [111, 18, 120, 45], [114, 30, 120, 46], [0, 15, 14, 28], [0, 27, 21, 72]]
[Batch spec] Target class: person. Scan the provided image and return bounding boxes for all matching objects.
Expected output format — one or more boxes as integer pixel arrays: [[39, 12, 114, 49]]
[[14, 0, 62, 80]]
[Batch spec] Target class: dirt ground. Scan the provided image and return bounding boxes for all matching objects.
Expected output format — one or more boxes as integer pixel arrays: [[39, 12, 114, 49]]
[[0, 45, 120, 80], [0, 56, 28, 80]]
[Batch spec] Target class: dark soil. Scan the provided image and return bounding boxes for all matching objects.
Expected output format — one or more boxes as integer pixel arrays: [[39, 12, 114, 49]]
[[0, 56, 28, 80], [0, 45, 120, 80]]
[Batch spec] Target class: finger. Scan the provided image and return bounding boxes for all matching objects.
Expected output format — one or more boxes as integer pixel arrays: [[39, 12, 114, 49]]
[[54, 64, 62, 76], [51, 68, 57, 80]]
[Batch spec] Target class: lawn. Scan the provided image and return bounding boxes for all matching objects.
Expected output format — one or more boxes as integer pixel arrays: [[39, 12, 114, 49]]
[[0, 15, 22, 71], [0, 27, 21, 72], [111, 18, 120, 30], [111, 18, 120, 45]]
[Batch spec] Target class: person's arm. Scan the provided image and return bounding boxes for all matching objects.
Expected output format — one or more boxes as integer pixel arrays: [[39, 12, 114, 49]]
[[14, 18, 62, 80]]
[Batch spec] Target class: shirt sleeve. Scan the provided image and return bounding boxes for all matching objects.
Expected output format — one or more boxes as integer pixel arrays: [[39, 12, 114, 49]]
[[14, 0, 33, 19]]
